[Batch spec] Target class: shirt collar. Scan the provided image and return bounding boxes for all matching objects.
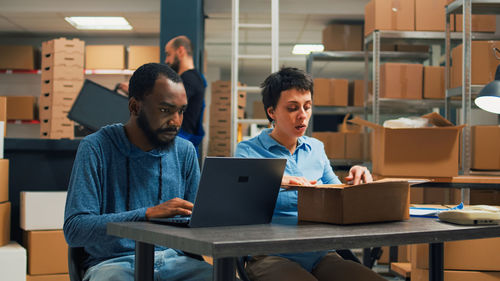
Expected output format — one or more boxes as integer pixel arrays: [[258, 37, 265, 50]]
[[258, 128, 312, 152]]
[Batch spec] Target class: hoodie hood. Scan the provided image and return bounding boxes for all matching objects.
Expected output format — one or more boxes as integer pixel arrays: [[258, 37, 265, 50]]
[[101, 124, 170, 158]]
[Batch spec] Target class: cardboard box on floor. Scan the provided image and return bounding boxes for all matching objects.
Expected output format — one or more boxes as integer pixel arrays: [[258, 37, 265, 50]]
[[424, 66, 445, 99], [364, 0, 415, 36], [415, 237, 500, 271], [471, 126, 500, 170], [322, 24, 363, 51], [451, 41, 500, 88], [313, 78, 348, 106], [0, 202, 10, 246], [0, 159, 8, 202], [297, 179, 410, 224], [0, 45, 36, 70], [128, 45, 160, 70], [6, 96, 36, 120], [85, 45, 125, 69], [349, 113, 464, 177], [0, 241, 27, 281], [380, 63, 423, 99], [24, 230, 68, 275]]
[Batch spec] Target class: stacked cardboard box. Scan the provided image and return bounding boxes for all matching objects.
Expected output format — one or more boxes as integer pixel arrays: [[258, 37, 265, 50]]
[[0, 159, 10, 247], [322, 24, 363, 51], [348, 80, 368, 107], [313, 78, 348, 106], [312, 131, 369, 161], [423, 66, 445, 99], [40, 38, 84, 139], [20, 191, 69, 279], [364, 0, 415, 36], [208, 81, 246, 156], [0, 97, 5, 146], [380, 63, 423, 100], [0, 242, 27, 281], [451, 41, 500, 88]]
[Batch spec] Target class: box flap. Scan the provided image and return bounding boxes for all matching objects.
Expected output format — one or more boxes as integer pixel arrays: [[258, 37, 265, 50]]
[[421, 112, 453, 127], [294, 179, 409, 190], [348, 116, 383, 129]]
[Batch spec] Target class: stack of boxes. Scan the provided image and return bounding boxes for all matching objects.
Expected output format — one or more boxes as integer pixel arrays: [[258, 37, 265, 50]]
[[40, 38, 85, 139], [20, 191, 69, 280], [208, 81, 246, 156]]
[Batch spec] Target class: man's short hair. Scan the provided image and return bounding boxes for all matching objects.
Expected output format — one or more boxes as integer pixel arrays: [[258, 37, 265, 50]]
[[260, 67, 314, 122], [128, 63, 182, 101], [171, 36, 193, 57]]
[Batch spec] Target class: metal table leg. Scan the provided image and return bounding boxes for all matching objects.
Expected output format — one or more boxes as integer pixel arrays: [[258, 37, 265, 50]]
[[213, 257, 236, 281], [429, 242, 444, 281], [135, 241, 154, 281]]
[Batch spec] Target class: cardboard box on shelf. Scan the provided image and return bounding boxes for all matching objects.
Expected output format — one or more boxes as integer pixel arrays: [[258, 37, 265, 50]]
[[415, 0, 449, 31], [423, 66, 445, 99], [451, 41, 500, 88], [395, 45, 429, 53], [0, 97, 6, 135], [0, 159, 7, 202], [378, 245, 410, 264], [40, 118, 74, 134], [209, 126, 231, 139], [416, 237, 500, 271], [472, 126, 500, 170], [313, 78, 348, 106], [350, 113, 464, 177], [412, 268, 500, 281], [41, 52, 84, 69], [348, 80, 365, 107], [27, 274, 70, 281], [41, 79, 84, 99], [0, 121, 3, 158], [297, 180, 410, 224], [455, 14, 496, 33], [41, 64, 84, 81], [470, 190, 500, 205], [312, 132, 345, 159], [39, 92, 75, 109], [128, 45, 160, 70], [20, 191, 67, 230], [24, 230, 68, 275], [364, 0, 415, 36], [6, 96, 36, 120], [0, 241, 27, 281], [367, 43, 396, 51], [39, 103, 72, 121], [345, 132, 364, 160], [380, 63, 423, 99], [0, 201, 10, 246], [252, 101, 267, 119], [41, 38, 84, 55], [208, 138, 231, 154], [0, 45, 36, 70], [85, 45, 125, 69], [322, 24, 363, 51]]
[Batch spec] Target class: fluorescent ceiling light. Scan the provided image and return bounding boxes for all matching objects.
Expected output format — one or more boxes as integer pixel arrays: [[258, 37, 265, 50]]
[[65, 17, 133, 30], [292, 44, 324, 55]]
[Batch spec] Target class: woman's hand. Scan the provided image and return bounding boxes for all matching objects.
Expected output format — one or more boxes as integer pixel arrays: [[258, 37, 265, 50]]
[[281, 175, 317, 188], [345, 165, 373, 185]]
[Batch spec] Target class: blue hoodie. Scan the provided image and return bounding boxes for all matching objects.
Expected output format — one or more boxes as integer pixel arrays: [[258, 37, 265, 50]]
[[63, 124, 200, 269]]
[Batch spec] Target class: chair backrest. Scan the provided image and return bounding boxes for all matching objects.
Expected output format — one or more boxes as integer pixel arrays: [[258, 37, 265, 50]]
[[68, 247, 87, 281]]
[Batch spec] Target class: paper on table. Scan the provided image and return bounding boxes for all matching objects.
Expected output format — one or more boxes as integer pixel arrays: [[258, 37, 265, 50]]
[[410, 203, 464, 218]]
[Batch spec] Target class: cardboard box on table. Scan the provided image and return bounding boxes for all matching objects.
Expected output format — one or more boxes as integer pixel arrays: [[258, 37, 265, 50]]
[[297, 180, 410, 224], [364, 0, 415, 36], [349, 113, 464, 177]]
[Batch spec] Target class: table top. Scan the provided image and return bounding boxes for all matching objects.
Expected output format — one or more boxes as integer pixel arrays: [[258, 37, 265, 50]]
[[375, 175, 500, 188], [107, 217, 500, 258]]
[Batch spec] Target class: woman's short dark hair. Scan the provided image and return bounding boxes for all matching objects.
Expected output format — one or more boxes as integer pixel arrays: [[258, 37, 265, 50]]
[[128, 63, 182, 101], [260, 67, 313, 122]]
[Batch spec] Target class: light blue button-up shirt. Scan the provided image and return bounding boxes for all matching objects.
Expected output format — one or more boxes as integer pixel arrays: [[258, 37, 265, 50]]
[[235, 128, 341, 271]]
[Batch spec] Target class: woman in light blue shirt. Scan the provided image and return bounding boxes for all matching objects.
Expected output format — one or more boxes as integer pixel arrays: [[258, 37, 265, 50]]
[[235, 67, 383, 281]]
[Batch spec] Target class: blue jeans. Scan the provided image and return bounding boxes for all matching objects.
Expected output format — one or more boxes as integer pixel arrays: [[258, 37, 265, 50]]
[[83, 249, 213, 281]]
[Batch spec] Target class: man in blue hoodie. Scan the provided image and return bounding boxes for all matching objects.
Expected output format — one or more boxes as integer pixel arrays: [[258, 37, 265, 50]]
[[64, 63, 212, 281]]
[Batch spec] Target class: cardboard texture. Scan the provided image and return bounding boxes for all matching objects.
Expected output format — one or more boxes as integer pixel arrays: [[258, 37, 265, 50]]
[[0, 159, 7, 202], [24, 230, 68, 275], [451, 41, 500, 88], [455, 14, 496, 32], [350, 113, 463, 177], [39, 92, 75, 108], [0, 202, 10, 246], [0, 121, 3, 158], [312, 132, 346, 159], [415, 0, 448, 31], [423, 66, 445, 99], [27, 274, 70, 281], [378, 245, 410, 264], [313, 78, 348, 106], [472, 126, 500, 170], [128, 45, 160, 70], [470, 189, 500, 205], [412, 268, 500, 281], [6, 96, 36, 120], [41, 38, 84, 55], [348, 80, 365, 107], [252, 101, 267, 119], [0, 241, 27, 281], [297, 180, 410, 224], [0, 97, 6, 135], [416, 237, 500, 271], [364, 0, 415, 36], [41, 64, 84, 81], [20, 191, 67, 230], [0, 45, 36, 70], [85, 45, 125, 69], [322, 24, 363, 51], [380, 63, 423, 99], [41, 79, 84, 96]]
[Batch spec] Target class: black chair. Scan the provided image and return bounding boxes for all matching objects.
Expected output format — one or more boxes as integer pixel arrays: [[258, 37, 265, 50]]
[[68, 247, 87, 281]]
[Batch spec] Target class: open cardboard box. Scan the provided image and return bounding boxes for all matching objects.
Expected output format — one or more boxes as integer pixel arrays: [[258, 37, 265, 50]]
[[296, 179, 410, 225], [349, 113, 464, 177]]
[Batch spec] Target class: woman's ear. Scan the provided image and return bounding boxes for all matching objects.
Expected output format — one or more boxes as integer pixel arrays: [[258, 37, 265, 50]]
[[267, 107, 275, 120]]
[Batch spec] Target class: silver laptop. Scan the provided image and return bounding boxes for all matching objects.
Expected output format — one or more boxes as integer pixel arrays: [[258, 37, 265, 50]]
[[150, 157, 286, 228]]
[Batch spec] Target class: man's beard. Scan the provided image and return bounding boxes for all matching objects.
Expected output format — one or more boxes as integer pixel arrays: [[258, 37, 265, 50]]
[[167, 55, 180, 73], [137, 110, 178, 150]]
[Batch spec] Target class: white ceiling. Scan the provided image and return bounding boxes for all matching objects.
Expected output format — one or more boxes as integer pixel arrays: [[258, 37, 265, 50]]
[[0, 0, 369, 79]]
